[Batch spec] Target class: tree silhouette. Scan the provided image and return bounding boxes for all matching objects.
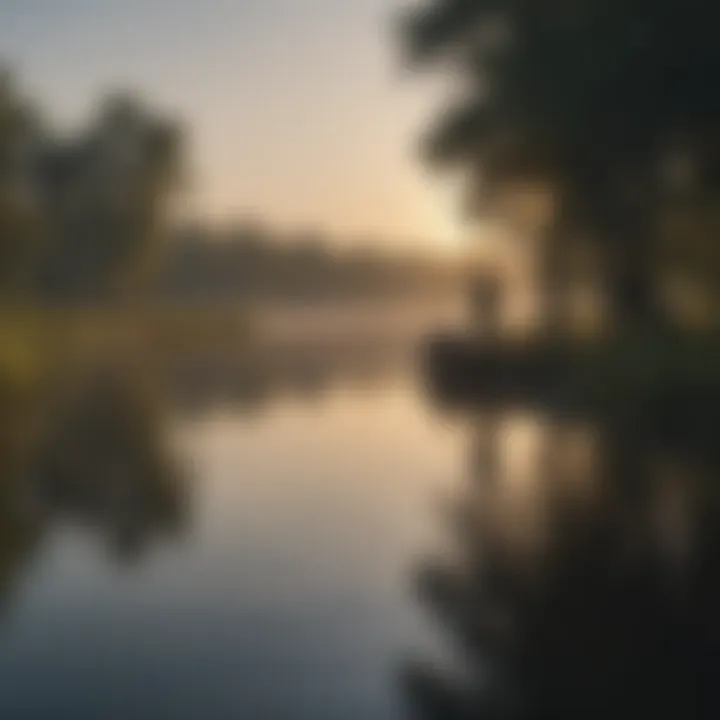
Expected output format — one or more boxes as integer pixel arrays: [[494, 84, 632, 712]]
[[0, 71, 43, 295], [38, 92, 182, 300], [405, 413, 720, 719], [402, 0, 720, 332], [0, 366, 188, 616]]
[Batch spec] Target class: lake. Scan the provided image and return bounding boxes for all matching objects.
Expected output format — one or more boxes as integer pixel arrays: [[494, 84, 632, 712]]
[[0, 346, 463, 720], [0, 338, 718, 719]]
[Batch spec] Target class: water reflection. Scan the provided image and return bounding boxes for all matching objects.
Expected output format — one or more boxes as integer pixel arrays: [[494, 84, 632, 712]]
[[0, 349, 458, 719], [7, 344, 718, 718], [406, 406, 720, 719], [0, 345, 410, 623], [0, 368, 186, 608], [164, 343, 410, 417]]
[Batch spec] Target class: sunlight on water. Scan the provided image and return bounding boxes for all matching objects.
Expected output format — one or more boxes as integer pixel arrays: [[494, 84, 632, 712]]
[[0, 361, 463, 720]]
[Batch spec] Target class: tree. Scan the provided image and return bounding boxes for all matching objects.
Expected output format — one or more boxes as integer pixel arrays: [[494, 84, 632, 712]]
[[402, 0, 720, 333], [0, 71, 43, 295], [38, 92, 182, 301]]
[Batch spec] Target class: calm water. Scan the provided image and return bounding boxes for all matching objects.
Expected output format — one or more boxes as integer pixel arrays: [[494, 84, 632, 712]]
[[1, 343, 719, 719], [0, 350, 463, 720]]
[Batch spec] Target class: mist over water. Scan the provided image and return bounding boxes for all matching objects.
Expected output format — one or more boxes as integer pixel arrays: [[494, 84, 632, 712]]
[[1, 0, 719, 717]]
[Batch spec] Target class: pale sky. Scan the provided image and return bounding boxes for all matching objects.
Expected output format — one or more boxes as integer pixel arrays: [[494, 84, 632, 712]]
[[0, 0, 462, 250]]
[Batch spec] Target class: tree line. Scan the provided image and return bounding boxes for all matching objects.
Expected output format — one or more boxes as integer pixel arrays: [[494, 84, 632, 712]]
[[156, 223, 463, 304], [402, 0, 720, 335], [0, 69, 180, 302], [1, 68, 460, 307]]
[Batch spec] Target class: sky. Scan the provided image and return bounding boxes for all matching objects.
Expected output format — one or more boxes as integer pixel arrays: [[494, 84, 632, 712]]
[[0, 0, 463, 250]]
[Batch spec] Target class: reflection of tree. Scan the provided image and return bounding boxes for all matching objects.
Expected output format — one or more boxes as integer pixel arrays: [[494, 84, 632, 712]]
[[0, 387, 47, 609], [0, 462, 42, 611], [406, 413, 720, 718], [30, 371, 187, 561], [166, 346, 400, 416], [0, 369, 186, 609]]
